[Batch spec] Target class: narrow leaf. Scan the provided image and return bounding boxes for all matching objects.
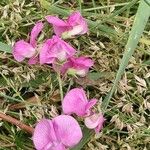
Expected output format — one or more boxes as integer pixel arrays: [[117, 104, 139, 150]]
[[102, 0, 150, 111], [0, 42, 12, 53]]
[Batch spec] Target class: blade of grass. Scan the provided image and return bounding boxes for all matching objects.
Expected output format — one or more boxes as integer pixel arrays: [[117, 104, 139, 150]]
[[92, 0, 97, 13], [144, 0, 150, 6], [0, 42, 12, 53], [83, 2, 129, 11], [101, 0, 150, 112], [78, 0, 82, 12], [0, 93, 22, 102], [109, 0, 139, 18]]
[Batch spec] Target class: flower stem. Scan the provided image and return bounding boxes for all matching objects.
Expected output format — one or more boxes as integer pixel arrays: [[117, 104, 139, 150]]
[[0, 112, 34, 134], [57, 73, 63, 101]]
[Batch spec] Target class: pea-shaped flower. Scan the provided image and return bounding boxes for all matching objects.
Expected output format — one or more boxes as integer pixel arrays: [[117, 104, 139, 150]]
[[62, 88, 97, 117], [85, 113, 105, 133], [40, 35, 76, 64], [46, 11, 88, 38], [33, 115, 82, 150], [12, 22, 43, 64], [61, 56, 94, 77]]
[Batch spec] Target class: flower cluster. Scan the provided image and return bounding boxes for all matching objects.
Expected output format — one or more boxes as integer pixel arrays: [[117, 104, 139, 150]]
[[62, 88, 105, 133], [13, 11, 92, 77], [12, 11, 105, 150]]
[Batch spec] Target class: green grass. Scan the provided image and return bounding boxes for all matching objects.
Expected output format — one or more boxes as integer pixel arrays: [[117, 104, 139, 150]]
[[0, 0, 150, 149]]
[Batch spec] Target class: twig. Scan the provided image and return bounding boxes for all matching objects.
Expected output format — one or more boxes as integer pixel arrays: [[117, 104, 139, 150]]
[[0, 112, 34, 134]]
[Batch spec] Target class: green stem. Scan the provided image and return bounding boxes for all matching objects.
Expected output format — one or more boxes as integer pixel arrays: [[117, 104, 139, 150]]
[[57, 73, 63, 101]]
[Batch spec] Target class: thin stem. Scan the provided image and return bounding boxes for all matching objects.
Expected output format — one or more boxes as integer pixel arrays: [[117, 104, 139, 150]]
[[67, 78, 73, 93], [83, 2, 129, 11], [57, 73, 63, 101], [0, 112, 34, 134], [0, 92, 22, 102]]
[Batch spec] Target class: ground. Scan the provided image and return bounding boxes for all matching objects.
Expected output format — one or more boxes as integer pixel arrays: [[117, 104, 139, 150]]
[[0, 0, 150, 150]]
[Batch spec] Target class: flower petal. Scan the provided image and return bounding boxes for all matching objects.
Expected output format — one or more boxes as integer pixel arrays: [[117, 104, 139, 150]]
[[39, 36, 76, 64], [13, 40, 35, 62], [52, 143, 66, 150], [84, 113, 105, 133], [33, 119, 57, 150], [62, 88, 88, 116], [46, 16, 68, 26], [52, 35, 76, 57], [85, 98, 97, 116], [67, 11, 88, 35], [39, 39, 55, 64], [95, 114, 105, 133], [52, 115, 82, 148], [66, 25, 84, 37], [43, 142, 66, 150], [46, 16, 69, 36], [62, 56, 93, 77], [68, 11, 81, 26], [75, 56, 94, 67], [30, 22, 44, 47], [60, 59, 73, 74], [28, 56, 38, 64]]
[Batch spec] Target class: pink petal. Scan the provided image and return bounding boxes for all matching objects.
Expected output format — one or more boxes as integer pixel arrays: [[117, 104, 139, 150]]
[[13, 40, 35, 62], [52, 35, 76, 57], [52, 115, 82, 148], [33, 119, 57, 150], [28, 56, 38, 64], [13, 51, 24, 62], [68, 11, 81, 26], [62, 88, 89, 116], [95, 115, 105, 133], [84, 113, 105, 133], [46, 16, 68, 26], [76, 57, 94, 67], [39, 39, 55, 64], [85, 99, 97, 116], [60, 59, 73, 74], [46, 16, 69, 36], [30, 22, 44, 47], [65, 25, 84, 37], [53, 26, 69, 37], [46, 12, 88, 37], [53, 143, 66, 150], [67, 11, 88, 35], [43, 142, 66, 150], [62, 56, 93, 77], [39, 36, 76, 64]]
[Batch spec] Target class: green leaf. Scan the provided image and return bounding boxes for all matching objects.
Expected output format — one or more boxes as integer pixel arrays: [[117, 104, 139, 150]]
[[89, 72, 114, 80], [102, 0, 150, 112], [109, 0, 138, 18], [0, 42, 12, 53], [71, 128, 94, 150]]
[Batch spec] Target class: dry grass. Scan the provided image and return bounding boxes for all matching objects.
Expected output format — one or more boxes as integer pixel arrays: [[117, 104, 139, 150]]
[[0, 0, 150, 149]]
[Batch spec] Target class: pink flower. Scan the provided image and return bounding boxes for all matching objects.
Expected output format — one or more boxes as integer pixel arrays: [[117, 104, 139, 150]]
[[12, 22, 43, 64], [46, 11, 88, 38], [40, 35, 76, 64], [62, 88, 97, 117], [61, 56, 94, 77], [33, 115, 82, 150], [84, 113, 105, 133]]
